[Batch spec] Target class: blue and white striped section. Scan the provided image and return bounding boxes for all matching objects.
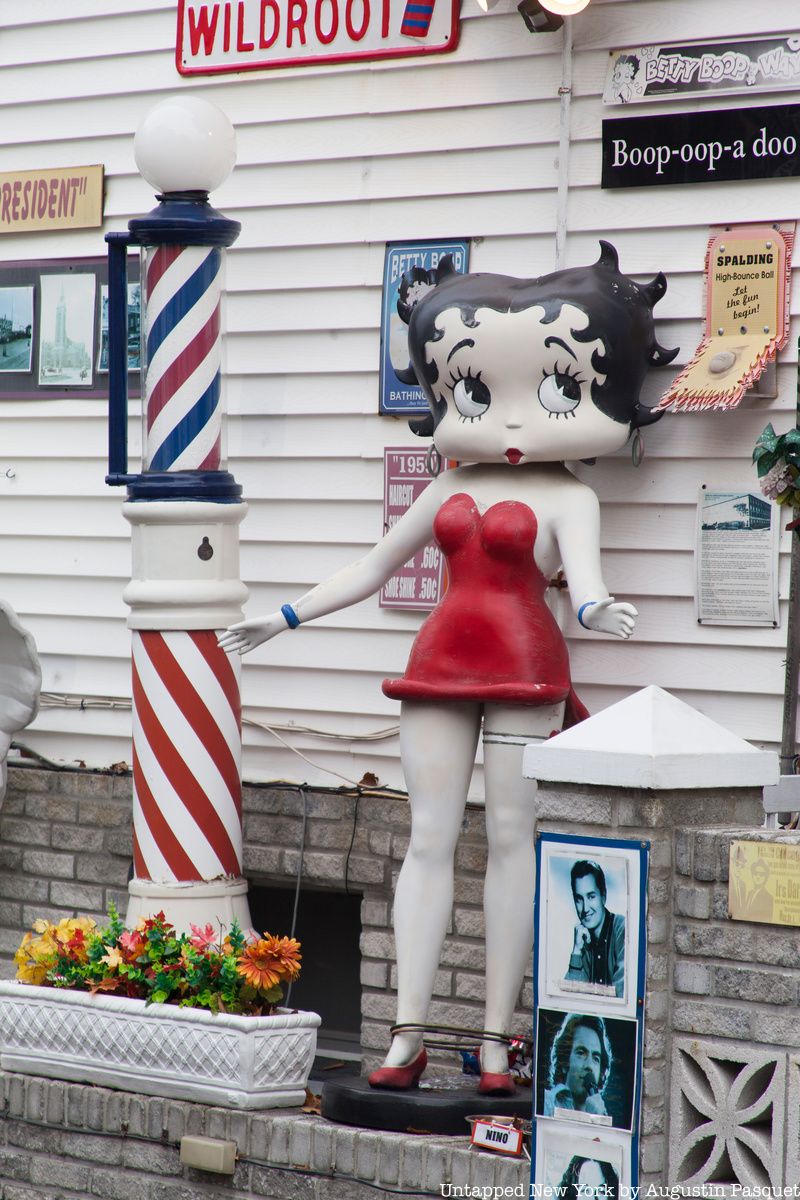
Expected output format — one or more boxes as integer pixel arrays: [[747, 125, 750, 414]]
[[144, 245, 223, 472]]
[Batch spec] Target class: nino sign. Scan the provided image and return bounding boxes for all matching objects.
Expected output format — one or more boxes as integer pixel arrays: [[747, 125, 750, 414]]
[[177, 0, 459, 74]]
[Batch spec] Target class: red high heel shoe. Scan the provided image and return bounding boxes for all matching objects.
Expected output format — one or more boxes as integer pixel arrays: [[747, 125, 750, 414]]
[[477, 1048, 516, 1096], [368, 1048, 428, 1090], [477, 1070, 516, 1096]]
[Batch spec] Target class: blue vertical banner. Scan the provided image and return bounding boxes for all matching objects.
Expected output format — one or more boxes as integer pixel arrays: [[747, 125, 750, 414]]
[[379, 238, 470, 414], [531, 833, 649, 1192]]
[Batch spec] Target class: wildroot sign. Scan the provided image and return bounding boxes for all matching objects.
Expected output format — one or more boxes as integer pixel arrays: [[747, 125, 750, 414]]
[[177, 0, 459, 74]]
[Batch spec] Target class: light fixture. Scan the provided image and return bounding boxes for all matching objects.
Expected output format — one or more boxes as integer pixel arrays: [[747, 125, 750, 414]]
[[517, 0, 563, 33], [540, 0, 590, 12]]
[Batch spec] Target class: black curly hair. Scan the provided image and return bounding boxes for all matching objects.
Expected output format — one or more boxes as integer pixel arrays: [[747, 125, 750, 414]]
[[558, 1155, 619, 1200], [401, 242, 678, 439]]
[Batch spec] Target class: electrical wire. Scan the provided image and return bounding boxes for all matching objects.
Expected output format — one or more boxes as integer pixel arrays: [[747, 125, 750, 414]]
[[3, 1111, 445, 1197], [35, 691, 402, 790], [344, 791, 361, 896], [284, 785, 308, 1009], [39, 691, 400, 743], [245, 718, 401, 743], [235, 1156, 439, 1197], [243, 718, 363, 787]]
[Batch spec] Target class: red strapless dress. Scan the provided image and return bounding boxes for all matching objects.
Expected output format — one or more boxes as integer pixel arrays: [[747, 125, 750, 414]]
[[383, 493, 587, 726]]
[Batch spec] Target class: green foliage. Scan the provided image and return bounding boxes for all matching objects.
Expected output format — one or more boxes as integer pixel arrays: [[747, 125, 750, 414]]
[[13, 910, 302, 1017]]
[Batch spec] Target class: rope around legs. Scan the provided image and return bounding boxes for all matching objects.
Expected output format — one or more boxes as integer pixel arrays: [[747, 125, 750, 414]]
[[390, 1022, 533, 1053]]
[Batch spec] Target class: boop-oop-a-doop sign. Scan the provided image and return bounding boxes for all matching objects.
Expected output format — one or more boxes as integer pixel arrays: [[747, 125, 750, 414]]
[[177, 0, 460, 74]]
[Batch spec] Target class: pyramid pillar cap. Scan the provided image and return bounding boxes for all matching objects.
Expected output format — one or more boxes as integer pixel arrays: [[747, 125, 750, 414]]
[[523, 686, 779, 791]]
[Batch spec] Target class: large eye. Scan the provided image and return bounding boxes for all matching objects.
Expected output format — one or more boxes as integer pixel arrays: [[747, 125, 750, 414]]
[[538, 367, 582, 416], [452, 373, 491, 420]]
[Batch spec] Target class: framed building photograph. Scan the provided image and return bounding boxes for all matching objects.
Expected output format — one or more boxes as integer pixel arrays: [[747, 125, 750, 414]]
[[0, 257, 140, 401], [0, 287, 34, 373], [98, 281, 141, 373], [534, 1007, 639, 1133], [536, 834, 647, 1018], [38, 272, 96, 387]]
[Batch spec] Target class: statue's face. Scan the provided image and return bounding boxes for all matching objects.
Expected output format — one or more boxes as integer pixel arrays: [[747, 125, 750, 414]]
[[425, 303, 631, 465]]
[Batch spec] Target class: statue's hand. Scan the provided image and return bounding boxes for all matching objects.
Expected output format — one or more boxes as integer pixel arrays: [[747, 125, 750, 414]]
[[217, 611, 290, 656], [581, 597, 637, 640]]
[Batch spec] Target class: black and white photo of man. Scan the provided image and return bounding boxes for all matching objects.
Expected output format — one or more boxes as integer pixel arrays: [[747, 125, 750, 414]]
[[564, 859, 625, 998], [542, 1012, 612, 1120], [536, 1009, 637, 1131]]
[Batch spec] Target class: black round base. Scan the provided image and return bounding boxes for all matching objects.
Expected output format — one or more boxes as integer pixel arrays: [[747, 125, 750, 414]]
[[321, 1074, 533, 1135]]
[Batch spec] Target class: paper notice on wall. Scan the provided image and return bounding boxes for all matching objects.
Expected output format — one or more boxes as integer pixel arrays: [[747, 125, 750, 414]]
[[695, 488, 779, 625]]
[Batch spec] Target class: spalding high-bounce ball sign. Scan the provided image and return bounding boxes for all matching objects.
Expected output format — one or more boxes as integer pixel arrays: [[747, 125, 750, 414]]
[[177, 0, 460, 74]]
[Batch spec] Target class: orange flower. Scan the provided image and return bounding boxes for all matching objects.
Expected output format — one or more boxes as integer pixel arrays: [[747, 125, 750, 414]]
[[236, 935, 301, 992]]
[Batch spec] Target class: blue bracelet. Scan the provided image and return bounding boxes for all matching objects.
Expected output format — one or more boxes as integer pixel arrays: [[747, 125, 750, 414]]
[[577, 601, 598, 629], [281, 604, 301, 629]]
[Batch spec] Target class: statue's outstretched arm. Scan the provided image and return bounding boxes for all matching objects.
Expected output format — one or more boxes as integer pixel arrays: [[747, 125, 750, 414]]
[[218, 473, 447, 655], [555, 481, 637, 641]]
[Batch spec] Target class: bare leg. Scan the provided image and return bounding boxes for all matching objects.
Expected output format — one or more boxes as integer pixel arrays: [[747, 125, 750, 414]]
[[382, 699, 481, 1068], [480, 701, 565, 1075]]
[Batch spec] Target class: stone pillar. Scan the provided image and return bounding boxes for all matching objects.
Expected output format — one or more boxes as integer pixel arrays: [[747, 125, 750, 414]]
[[523, 685, 777, 1185]]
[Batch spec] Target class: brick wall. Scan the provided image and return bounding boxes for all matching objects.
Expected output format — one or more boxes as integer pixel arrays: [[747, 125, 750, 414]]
[[0, 1071, 529, 1199], [672, 826, 800, 1034], [6, 769, 800, 1185], [0, 765, 534, 1076], [668, 825, 800, 1186]]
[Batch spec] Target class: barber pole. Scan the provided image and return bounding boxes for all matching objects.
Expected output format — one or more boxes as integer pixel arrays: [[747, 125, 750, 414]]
[[144, 244, 224, 471], [131, 630, 242, 883], [106, 95, 252, 933]]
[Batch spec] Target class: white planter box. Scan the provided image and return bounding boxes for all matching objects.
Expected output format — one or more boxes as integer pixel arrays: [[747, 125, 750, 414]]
[[0, 981, 320, 1109]]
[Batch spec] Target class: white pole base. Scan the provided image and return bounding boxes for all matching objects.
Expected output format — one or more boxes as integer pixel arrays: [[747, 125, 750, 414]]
[[126, 877, 254, 937]]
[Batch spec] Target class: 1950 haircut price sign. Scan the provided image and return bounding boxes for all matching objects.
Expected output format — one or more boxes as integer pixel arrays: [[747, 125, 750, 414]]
[[602, 103, 800, 188], [379, 447, 447, 611]]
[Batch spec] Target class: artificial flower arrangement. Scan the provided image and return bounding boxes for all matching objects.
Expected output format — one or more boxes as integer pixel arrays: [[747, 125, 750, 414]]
[[13, 904, 302, 1016], [753, 423, 800, 511]]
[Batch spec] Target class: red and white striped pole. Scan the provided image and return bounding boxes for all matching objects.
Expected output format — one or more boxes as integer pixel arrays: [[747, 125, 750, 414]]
[[106, 96, 252, 932], [130, 630, 242, 884]]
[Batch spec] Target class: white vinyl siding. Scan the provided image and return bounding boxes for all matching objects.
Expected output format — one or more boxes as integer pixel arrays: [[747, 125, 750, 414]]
[[0, 0, 796, 791]]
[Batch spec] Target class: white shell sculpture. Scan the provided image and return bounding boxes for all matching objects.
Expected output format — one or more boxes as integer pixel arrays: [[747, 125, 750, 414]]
[[0, 601, 41, 803]]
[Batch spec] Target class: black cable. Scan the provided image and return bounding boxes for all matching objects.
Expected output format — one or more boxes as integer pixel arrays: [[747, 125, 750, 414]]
[[240, 1156, 435, 1197], [344, 790, 361, 895], [3, 1110, 442, 1197], [10, 741, 66, 770], [285, 785, 308, 1009]]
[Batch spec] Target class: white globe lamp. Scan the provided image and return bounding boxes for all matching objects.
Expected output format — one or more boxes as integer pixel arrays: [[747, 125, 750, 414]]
[[134, 94, 237, 195], [540, 0, 590, 12]]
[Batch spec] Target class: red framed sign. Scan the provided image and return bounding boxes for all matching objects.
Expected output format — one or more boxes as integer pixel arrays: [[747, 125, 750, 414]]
[[177, 0, 460, 75]]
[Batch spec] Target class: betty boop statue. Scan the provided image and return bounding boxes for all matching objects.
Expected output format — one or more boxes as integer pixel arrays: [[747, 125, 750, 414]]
[[220, 242, 677, 1095]]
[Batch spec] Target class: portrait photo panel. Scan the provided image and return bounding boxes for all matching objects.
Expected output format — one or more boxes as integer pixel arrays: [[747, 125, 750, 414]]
[[534, 1125, 632, 1195], [536, 834, 645, 1018], [535, 1007, 638, 1133]]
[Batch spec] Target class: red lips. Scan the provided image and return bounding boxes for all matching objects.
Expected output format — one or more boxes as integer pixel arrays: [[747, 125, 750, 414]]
[[505, 448, 523, 464]]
